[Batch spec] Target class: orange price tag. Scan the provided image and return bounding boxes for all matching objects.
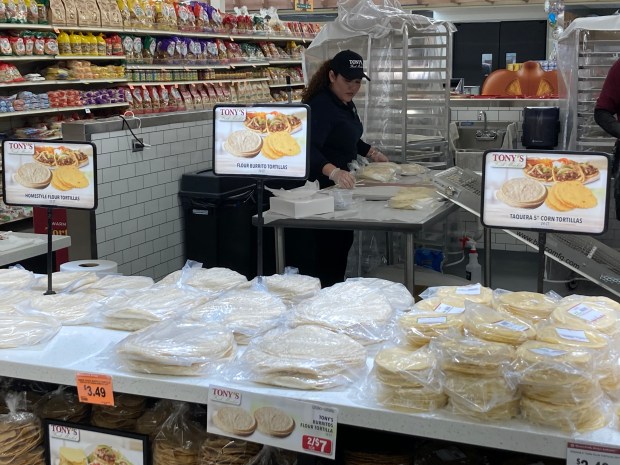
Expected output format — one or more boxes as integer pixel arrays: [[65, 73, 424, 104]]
[[229, 36, 235, 42], [53, 27, 60, 34], [129, 84, 134, 90], [160, 84, 165, 89], [76, 373, 114, 406]]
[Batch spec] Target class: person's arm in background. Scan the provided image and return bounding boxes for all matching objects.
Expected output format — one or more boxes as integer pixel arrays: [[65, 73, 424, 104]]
[[595, 59, 620, 139], [357, 140, 389, 162]]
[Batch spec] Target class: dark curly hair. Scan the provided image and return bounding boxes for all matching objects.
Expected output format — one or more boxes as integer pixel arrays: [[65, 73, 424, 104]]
[[301, 60, 332, 104]]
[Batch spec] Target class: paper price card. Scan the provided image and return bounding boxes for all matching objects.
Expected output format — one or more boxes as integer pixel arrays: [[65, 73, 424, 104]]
[[76, 373, 115, 406], [567, 442, 620, 465], [207, 385, 338, 459]]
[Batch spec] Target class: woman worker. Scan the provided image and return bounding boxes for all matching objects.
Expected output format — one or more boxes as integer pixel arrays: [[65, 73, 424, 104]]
[[290, 49, 388, 287]]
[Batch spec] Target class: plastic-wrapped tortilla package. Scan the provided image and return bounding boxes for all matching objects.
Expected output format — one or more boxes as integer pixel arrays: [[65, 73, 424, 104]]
[[411, 296, 466, 315], [25, 292, 102, 325], [135, 399, 176, 440], [236, 325, 367, 390], [492, 289, 560, 323], [419, 284, 493, 307], [82, 274, 155, 295], [520, 394, 611, 433], [101, 287, 210, 331], [35, 386, 90, 423], [188, 289, 288, 344], [357, 162, 400, 182], [31, 271, 99, 293], [0, 392, 44, 465], [153, 402, 207, 465], [444, 373, 519, 421], [550, 299, 620, 337], [399, 163, 429, 177], [157, 265, 249, 294], [601, 356, 620, 400], [0, 267, 36, 290], [345, 277, 414, 311], [199, 433, 262, 465], [251, 272, 321, 306], [463, 303, 536, 346], [0, 289, 42, 306], [398, 312, 464, 348], [371, 345, 447, 412], [116, 320, 236, 375], [387, 187, 441, 211], [429, 332, 516, 376], [535, 322, 610, 366], [0, 309, 61, 348], [289, 281, 394, 345], [556, 294, 620, 313], [91, 393, 146, 431], [512, 340, 601, 405]]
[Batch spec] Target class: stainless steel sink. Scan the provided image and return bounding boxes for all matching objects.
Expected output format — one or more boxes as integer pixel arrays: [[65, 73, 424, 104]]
[[453, 121, 515, 171]]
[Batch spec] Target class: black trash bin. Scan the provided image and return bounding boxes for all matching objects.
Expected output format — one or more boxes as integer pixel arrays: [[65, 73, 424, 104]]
[[179, 170, 275, 280]]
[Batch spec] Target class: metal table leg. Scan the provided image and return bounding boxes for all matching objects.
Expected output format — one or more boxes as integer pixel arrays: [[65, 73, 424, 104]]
[[275, 226, 285, 273], [405, 232, 415, 296], [484, 227, 491, 288]]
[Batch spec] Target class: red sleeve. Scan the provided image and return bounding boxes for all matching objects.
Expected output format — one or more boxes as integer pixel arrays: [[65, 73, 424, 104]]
[[595, 59, 620, 115]]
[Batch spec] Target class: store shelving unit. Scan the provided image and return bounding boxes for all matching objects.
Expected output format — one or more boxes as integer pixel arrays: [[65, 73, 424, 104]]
[[2, 78, 128, 88], [559, 22, 620, 152], [127, 77, 269, 86], [0, 102, 128, 119], [362, 24, 452, 166]]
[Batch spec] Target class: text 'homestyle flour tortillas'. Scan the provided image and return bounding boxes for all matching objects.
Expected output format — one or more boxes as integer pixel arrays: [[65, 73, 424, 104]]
[[240, 325, 367, 390]]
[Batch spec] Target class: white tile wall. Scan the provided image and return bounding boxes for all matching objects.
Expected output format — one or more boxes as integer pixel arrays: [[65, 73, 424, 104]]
[[92, 120, 213, 280], [450, 102, 620, 252]]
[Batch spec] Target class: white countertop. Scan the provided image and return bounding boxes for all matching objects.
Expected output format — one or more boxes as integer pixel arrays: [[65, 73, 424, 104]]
[[1, 325, 618, 459], [0, 232, 71, 267]]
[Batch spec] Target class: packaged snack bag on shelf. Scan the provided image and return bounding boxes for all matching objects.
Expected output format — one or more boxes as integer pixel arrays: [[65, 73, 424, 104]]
[[9, 36, 25, 55], [62, 0, 77, 24], [48, 0, 66, 25], [131, 87, 143, 113], [197, 85, 210, 106], [148, 85, 160, 112], [77, 0, 100, 26], [143, 0, 154, 27], [204, 82, 217, 103], [25, 0, 38, 23], [116, 0, 130, 24], [193, 2, 206, 31], [168, 85, 182, 110], [36, 386, 91, 422], [207, 4, 222, 32], [0, 392, 45, 464], [0, 36, 11, 55], [127, 0, 146, 27], [175, 1, 193, 31], [205, 39, 218, 63], [0, 0, 6, 22], [153, 402, 207, 465]]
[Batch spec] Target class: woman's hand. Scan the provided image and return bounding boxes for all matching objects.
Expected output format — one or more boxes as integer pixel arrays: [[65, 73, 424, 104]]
[[368, 147, 389, 162], [329, 168, 356, 189]]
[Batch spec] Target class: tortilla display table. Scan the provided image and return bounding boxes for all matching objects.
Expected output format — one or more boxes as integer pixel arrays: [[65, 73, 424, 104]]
[[0, 325, 619, 459], [259, 199, 458, 294], [0, 232, 71, 267]]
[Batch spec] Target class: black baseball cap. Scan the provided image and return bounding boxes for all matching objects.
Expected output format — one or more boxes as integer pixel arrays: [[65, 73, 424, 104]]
[[330, 50, 371, 81]]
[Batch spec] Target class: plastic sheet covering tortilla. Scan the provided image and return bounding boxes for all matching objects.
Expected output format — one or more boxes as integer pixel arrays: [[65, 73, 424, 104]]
[[32, 271, 99, 293], [512, 340, 601, 405], [429, 332, 516, 376], [521, 395, 610, 433], [116, 320, 235, 375], [373, 345, 441, 389], [289, 281, 394, 345], [375, 381, 447, 413], [493, 289, 559, 323], [0, 393, 43, 463], [345, 277, 414, 310], [238, 325, 367, 390], [153, 402, 206, 465], [135, 399, 176, 440], [27, 292, 101, 325], [199, 434, 262, 465], [36, 386, 90, 422], [398, 312, 464, 348], [449, 396, 520, 422], [463, 303, 535, 345], [187, 289, 288, 344], [251, 273, 321, 306], [0, 268, 36, 289], [83, 274, 154, 295], [357, 162, 400, 182], [443, 372, 518, 414], [0, 309, 61, 348], [550, 299, 620, 336], [557, 294, 620, 312], [157, 267, 249, 293], [0, 289, 42, 306], [91, 393, 146, 431], [101, 287, 209, 331], [419, 284, 493, 307]]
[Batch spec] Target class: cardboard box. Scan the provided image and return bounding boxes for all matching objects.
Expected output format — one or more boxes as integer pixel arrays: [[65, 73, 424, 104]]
[[269, 195, 334, 218]]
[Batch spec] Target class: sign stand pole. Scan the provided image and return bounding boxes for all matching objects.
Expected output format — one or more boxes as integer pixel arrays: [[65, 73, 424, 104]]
[[537, 232, 546, 293], [44, 207, 55, 295], [256, 179, 264, 280]]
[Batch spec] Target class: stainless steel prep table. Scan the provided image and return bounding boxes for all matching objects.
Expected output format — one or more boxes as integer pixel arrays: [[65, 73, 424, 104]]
[[258, 200, 457, 294]]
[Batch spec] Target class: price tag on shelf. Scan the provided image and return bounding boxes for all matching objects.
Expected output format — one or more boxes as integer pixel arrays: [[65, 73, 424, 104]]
[[129, 84, 134, 90], [53, 27, 60, 34], [207, 385, 337, 459], [141, 85, 147, 90], [174, 83, 179, 89], [84, 108, 91, 114], [567, 442, 620, 465], [76, 373, 114, 406]]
